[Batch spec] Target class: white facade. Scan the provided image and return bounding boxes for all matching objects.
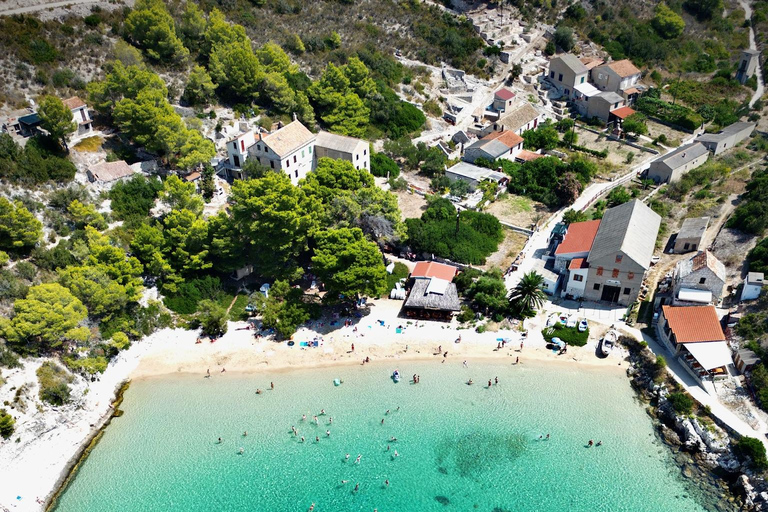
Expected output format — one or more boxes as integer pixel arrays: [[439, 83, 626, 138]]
[[563, 265, 588, 298], [226, 131, 256, 172], [741, 273, 765, 301], [249, 133, 315, 185], [314, 131, 370, 171]]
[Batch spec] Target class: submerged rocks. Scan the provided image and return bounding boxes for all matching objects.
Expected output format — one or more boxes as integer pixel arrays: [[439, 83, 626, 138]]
[[660, 424, 682, 450]]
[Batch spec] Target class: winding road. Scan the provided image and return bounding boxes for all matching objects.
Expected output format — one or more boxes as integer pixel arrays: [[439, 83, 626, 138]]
[[739, 0, 765, 107]]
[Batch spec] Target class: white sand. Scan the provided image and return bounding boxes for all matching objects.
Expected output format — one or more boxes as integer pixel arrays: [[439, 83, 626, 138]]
[[0, 299, 623, 511]]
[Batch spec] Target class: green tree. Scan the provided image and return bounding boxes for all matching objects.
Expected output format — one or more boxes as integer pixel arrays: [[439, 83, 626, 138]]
[[260, 72, 296, 114], [256, 280, 317, 338], [370, 152, 400, 178], [209, 41, 263, 102], [0, 198, 42, 250], [202, 8, 249, 59], [178, 1, 207, 51], [652, 3, 685, 39], [201, 164, 215, 201], [606, 186, 632, 207], [197, 299, 228, 336], [112, 40, 145, 68], [67, 199, 107, 230], [125, 0, 189, 63], [293, 91, 316, 127], [735, 437, 768, 470], [87, 62, 167, 116], [508, 271, 546, 318], [1, 283, 88, 353], [554, 26, 574, 52], [286, 33, 305, 54], [162, 208, 211, 277], [256, 42, 296, 74], [38, 96, 76, 150], [0, 409, 14, 439], [217, 173, 321, 279], [623, 113, 648, 136], [562, 209, 589, 224], [562, 130, 578, 147], [159, 175, 204, 216], [344, 57, 377, 99], [183, 65, 216, 107], [312, 227, 387, 302], [466, 269, 508, 317], [327, 31, 342, 49], [110, 331, 131, 350], [522, 123, 560, 150], [130, 222, 171, 277]]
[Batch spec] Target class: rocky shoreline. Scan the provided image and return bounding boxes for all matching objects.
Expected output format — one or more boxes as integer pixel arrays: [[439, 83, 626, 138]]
[[623, 336, 767, 512]]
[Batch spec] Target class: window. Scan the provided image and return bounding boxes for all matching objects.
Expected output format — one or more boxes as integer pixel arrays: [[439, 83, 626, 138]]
[[233, 155, 240, 167], [623, 287, 631, 295], [683, 243, 690, 250], [257, 145, 261, 152], [691, 244, 697, 250], [293, 155, 297, 163], [364, 149, 367, 155], [240, 140, 245, 152], [558, 73, 563, 81], [573, 274, 583, 282], [550, 71, 555, 79], [699, 277, 706, 284], [356, 154, 359, 160], [286, 160, 290, 167], [309, 147, 312, 153], [612, 268, 619, 278], [295, 170, 298, 178], [302, 150, 304, 158], [593, 283, 601, 291], [627, 272, 634, 280], [580, 76, 585, 83], [615, 255, 623, 263], [270, 161, 274, 169], [598, 73, 604, 80], [596, 267, 603, 276]]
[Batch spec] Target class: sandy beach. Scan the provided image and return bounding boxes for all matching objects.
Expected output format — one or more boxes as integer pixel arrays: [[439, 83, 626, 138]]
[[0, 298, 624, 512]]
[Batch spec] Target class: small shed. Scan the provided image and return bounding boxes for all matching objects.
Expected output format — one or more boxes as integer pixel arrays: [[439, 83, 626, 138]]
[[734, 348, 760, 374], [87, 160, 134, 184], [674, 217, 709, 254], [741, 272, 765, 301], [403, 279, 461, 321]]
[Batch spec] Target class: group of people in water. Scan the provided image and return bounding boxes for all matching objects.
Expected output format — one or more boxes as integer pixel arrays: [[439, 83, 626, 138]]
[[466, 376, 500, 387]]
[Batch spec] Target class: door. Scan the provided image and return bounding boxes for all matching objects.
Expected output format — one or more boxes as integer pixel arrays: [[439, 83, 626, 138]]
[[601, 285, 620, 303], [233, 154, 240, 167]]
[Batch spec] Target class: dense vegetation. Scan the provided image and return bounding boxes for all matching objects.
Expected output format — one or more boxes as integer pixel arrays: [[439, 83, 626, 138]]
[[727, 167, 768, 235], [404, 198, 503, 265], [0, 134, 77, 184], [748, 238, 768, 274]]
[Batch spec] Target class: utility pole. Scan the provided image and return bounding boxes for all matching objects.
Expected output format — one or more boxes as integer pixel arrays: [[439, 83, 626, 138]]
[[455, 212, 460, 237]]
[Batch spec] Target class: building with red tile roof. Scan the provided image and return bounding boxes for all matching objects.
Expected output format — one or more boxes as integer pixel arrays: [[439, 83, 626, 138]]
[[661, 305, 725, 344], [410, 261, 458, 282], [554, 220, 601, 255]]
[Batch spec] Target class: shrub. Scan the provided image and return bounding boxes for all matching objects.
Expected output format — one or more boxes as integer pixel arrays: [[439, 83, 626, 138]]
[[63, 355, 108, 375], [385, 262, 409, 293], [0, 409, 14, 439], [109, 175, 163, 221], [0, 346, 21, 368], [542, 324, 589, 347], [36, 361, 74, 406], [370, 152, 400, 178], [457, 305, 475, 323], [735, 436, 768, 470], [164, 276, 222, 314], [668, 392, 694, 415]]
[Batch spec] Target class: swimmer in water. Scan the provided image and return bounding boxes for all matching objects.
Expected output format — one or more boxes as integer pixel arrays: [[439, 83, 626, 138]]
[[326, 430, 331, 437], [387, 445, 390, 451], [390, 436, 397, 442], [354, 483, 359, 492], [320, 409, 326, 415], [239, 447, 244, 454], [315, 436, 319, 443], [341, 480, 349, 484], [355, 454, 362, 464], [243, 431, 247, 437], [314, 415, 319, 424], [309, 504, 314, 511], [329, 417, 333, 424], [218, 437, 222, 443], [302, 414, 306, 421], [345, 453, 350, 460], [301, 436, 305, 443], [385, 409, 390, 415], [385, 479, 389, 487], [394, 450, 399, 457], [381, 418, 385, 425]]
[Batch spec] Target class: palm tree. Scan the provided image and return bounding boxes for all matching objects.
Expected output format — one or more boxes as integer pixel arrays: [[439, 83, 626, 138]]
[[508, 271, 546, 318]]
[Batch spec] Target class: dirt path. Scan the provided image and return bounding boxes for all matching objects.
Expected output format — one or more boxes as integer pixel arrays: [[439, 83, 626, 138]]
[[0, 0, 104, 15], [738, 0, 765, 107]]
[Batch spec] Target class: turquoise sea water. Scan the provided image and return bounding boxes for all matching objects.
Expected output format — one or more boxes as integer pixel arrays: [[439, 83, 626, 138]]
[[54, 361, 709, 512]]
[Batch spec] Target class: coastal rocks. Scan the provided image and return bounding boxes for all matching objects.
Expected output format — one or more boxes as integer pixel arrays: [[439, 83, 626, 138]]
[[718, 454, 742, 473], [677, 417, 706, 452], [691, 418, 729, 454], [659, 424, 682, 450]]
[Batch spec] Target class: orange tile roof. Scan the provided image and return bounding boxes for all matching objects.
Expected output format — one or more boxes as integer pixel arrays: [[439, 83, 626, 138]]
[[662, 305, 726, 343], [611, 106, 636, 119], [569, 258, 589, 270], [62, 96, 86, 110], [484, 130, 523, 148], [516, 149, 545, 162], [555, 219, 601, 255], [607, 59, 641, 78], [623, 87, 640, 95], [411, 261, 458, 282], [494, 88, 515, 101], [580, 57, 604, 70]]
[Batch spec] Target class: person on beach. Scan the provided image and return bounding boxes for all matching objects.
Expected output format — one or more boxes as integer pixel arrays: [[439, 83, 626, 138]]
[[256, 389, 262, 395], [516, 356, 519, 364], [207, 368, 210, 377], [463, 360, 468, 368], [413, 374, 417, 383], [271, 382, 274, 390], [520, 341, 524, 351], [467, 379, 473, 385], [443, 351, 448, 358], [351, 343, 356, 351]]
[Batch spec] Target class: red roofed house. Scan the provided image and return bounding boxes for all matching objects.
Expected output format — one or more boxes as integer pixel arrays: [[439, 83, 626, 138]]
[[553, 220, 601, 271], [592, 59, 642, 101], [658, 305, 732, 386], [410, 261, 459, 282], [492, 88, 516, 113], [62, 96, 92, 136]]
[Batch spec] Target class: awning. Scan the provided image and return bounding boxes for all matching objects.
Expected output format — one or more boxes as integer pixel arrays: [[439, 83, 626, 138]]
[[683, 341, 732, 370], [574, 82, 600, 97], [678, 288, 712, 304], [426, 278, 449, 295]]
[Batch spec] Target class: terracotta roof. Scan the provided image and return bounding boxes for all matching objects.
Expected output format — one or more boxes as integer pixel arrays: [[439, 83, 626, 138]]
[[569, 258, 589, 270], [184, 171, 201, 181], [555, 219, 601, 255], [515, 149, 545, 162], [662, 305, 725, 343], [497, 103, 541, 133], [494, 88, 516, 101], [623, 87, 640, 95], [62, 96, 86, 110], [611, 106, 636, 119], [689, 250, 727, 282], [88, 160, 133, 182], [411, 261, 458, 282], [606, 59, 641, 78], [262, 120, 315, 157], [484, 130, 523, 148], [580, 57, 604, 70]]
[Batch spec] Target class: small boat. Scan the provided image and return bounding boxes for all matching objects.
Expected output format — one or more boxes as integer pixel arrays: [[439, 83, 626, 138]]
[[559, 314, 568, 325], [546, 314, 558, 327], [566, 315, 577, 328], [578, 319, 588, 332], [392, 370, 401, 383], [601, 330, 618, 357]]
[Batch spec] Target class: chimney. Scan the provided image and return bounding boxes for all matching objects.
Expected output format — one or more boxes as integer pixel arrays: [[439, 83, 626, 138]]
[[257, 128, 263, 141], [239, 121, 249, 133], [292, 112, 298, 122]]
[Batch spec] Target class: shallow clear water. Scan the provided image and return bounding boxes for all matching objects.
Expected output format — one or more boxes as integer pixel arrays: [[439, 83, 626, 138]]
[[54, 361, 709, 512]]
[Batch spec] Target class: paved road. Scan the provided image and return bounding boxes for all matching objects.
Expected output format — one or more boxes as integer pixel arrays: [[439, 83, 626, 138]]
[[739, 0, 765, 107]]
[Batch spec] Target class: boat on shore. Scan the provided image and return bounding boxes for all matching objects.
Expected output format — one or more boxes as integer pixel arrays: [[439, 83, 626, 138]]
[[601, 330, 618, 357]]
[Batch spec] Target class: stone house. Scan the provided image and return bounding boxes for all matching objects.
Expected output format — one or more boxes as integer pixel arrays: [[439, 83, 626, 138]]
[[586, 91, 625, 122], [86, 160, 134, 185], [646, 142, 709, 184], [483, 103, 543, 137], [672, 250, 727, 305], [546, 54, 588, 99], [62, 96, 93, 137], [463, 130, 523, 164], [736, 49, 760, 84], [314, 131, 370, 171], [741, 272, 765, 301], [581, 200, 661, 305], [591, 60, 642, 98], [673, 217, 709, 254], [445, 161, 508, 192], [696, 122, 755, 156], [492, 88, 516, 113]]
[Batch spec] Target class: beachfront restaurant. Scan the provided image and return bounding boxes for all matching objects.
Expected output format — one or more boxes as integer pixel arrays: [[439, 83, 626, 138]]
[[657, 305, 733, 386], [402, 278, 461, 321]]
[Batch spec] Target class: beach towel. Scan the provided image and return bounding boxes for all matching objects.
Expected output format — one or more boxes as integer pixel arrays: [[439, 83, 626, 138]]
[[396, 328, 402, 334], [300, 342, 309, 347]]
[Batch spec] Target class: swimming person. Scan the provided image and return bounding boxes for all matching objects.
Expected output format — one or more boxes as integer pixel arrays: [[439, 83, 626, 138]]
[[387, 445, 390, 451], [301, 436, 305, 443], [588, 440, 594, 447], [463, 360, 468, 368], [385, 409, 390, 415], [354, 483, 359, 492], [345, 454, 350, 461], [314, 415, 319, 424], [243, 431, 247, 437], [326, 430, 331, 437], [329, 417, 333, 424], [341, 480, 349, 484], [597, 440, 603, 446], [546, 434, 550, 440], [385, 479, 389, 487], [320, 409, 326, 415], [488, 380, 492, 388], [239, 447, 244, 454], [302, 414, 307, 422], [394, 450, 399, 457], [495, 377, 499, 385], [355, 454, 362, 463], [468, 379, 473, 385], [256, 389, 262, 395], [381, 418, 385, 425], [218, 437, 222, 443], [309, 503, 314, 511]]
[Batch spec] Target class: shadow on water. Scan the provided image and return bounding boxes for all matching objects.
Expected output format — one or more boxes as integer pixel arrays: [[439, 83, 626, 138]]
[[435, 432, 528, 479]]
